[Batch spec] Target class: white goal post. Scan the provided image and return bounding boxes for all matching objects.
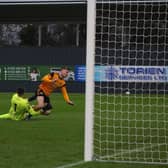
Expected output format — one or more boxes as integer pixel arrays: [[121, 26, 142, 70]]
[[84, 0, 96, 161], [85, 0, 168, 164]]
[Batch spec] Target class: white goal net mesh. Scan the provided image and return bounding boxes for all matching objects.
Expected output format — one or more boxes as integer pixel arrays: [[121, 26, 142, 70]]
[[93, 0, 168, 164]]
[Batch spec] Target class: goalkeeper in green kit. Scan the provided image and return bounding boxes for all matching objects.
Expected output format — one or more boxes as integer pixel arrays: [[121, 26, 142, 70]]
[[0, 88, 40, 121]]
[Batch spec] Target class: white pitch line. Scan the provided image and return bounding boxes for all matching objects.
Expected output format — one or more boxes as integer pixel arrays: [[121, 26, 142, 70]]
[[54, 160, 85, 168], [100, 143, 160, 160]]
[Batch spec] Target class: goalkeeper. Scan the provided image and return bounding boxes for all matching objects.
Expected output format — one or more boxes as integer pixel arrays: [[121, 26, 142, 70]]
[[28, 66, 74, 115], [0, 88, 40, 121]]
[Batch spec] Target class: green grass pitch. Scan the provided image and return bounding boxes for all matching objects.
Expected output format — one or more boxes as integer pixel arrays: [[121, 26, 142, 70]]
[[0, 93, 167, 168], [0, 93, 84, 168]]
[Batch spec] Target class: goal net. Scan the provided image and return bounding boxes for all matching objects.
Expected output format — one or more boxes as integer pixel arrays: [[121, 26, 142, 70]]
[[85, 0, 168, 164]]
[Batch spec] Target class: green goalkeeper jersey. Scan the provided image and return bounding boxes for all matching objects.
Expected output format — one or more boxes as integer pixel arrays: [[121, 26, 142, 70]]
[[9, 93, 30, 120]]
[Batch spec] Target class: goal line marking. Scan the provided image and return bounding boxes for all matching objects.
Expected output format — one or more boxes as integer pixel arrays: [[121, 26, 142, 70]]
[[54, 160, 85, 168], [100, 143, 161, 160], [53, 144, 167, 167]]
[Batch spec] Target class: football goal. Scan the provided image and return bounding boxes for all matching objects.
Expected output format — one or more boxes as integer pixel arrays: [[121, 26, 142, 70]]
[[85, 0, 168, 164]]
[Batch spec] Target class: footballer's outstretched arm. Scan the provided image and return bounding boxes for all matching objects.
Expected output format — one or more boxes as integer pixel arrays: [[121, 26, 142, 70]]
[[61, 86, 74, 105]]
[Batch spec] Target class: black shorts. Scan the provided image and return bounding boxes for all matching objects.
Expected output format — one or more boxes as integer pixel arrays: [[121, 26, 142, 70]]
[[36, 89, 50, 103], [29, 88, 52, 111]]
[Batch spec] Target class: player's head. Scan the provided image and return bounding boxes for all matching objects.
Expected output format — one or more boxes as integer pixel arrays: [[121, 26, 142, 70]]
[[16, 88, 25, 97], [60, 66, 69, 79], [32, 67, 38, 73]]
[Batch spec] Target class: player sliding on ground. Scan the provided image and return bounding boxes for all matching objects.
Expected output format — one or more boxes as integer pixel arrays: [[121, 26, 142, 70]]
[[28, 66, 74, 115], [0, 88, 40, 121]]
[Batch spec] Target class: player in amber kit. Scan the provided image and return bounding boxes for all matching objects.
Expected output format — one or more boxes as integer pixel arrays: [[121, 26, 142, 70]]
[[28, 66, 74, 115]]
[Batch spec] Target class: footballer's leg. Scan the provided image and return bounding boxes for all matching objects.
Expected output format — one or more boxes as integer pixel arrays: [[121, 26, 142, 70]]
[[29, 106, 41, 116], [41, 103, 52, 115], [28, 95, 37, 102], [28, 90, 38, 102], [0, 113, 11, 119], [24, 105, 41, 120], [33, 95, 45, 111], [40, 96, 52, 115]]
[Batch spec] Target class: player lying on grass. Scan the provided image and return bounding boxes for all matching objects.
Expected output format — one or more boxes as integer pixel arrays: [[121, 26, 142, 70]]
[[28, 66, 74, 115], [0, 88, 40, 121]]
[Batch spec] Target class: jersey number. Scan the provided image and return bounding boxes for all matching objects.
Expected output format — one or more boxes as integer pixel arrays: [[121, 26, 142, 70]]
[[14, 103, 17, 111]]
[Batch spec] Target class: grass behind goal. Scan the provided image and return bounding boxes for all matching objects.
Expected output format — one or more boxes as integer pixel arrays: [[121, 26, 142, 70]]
[[0, 92, 167, 168], [94, 93, 168, 163]]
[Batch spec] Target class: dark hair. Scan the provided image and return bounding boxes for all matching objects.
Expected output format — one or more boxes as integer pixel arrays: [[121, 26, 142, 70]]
[[32, 67, 38, 73], [17, 88, 25, 96]]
